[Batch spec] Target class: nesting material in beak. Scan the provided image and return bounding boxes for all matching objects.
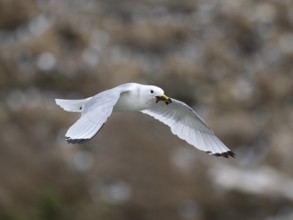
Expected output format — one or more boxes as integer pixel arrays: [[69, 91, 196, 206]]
[[156, 95, 172, 105]]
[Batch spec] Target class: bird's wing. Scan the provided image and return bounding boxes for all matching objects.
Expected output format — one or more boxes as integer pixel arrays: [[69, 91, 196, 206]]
[[65, 85, 131, 144], [141, 99, 235, 158]]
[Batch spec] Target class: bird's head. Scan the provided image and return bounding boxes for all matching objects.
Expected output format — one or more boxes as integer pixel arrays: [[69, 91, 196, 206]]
[[142, 85, 172, 105]]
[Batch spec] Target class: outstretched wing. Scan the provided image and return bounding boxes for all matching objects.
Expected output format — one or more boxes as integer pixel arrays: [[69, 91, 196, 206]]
[[64, 86, 130, 144], [141, 99, 235, 158]]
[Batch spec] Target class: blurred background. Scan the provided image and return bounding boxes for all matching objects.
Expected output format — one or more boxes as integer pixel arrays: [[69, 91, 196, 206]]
[[1, 0, 293, 219]]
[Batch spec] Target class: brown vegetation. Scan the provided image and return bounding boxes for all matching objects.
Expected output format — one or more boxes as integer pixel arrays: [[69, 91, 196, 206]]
[[1, 0, 293, 219]]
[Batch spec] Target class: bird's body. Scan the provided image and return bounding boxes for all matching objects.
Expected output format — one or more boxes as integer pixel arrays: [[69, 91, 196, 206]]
[[113, 84, 160, 112], [56, 83, 235, 158]]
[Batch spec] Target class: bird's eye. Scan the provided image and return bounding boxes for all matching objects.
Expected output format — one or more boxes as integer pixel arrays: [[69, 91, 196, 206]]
[[150, 90, 154, 93]]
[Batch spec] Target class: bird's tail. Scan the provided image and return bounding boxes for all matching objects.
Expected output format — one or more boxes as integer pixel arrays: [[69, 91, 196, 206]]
[[55, 97, 91, 112]]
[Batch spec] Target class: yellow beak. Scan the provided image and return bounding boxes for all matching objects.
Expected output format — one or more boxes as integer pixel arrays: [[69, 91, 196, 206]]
[[156, 94, 172, 105], [161, 94, 170, 102]]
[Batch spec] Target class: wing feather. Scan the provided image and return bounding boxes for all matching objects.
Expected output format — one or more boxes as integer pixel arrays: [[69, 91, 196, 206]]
[[65, 85, 131, 144], [141, 99, 235, 158]]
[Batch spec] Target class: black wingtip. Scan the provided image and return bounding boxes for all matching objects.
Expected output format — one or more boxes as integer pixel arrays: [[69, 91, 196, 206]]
[[66, 137, 91, 144], [206, 151, 236, 158], [65, 123, 106, 145]]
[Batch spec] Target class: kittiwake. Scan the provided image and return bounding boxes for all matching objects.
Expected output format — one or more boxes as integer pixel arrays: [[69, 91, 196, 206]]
[[55, 83, 235, 158]]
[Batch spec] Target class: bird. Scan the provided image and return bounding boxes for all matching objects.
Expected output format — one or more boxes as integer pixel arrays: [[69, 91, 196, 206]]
[[55, 83, 235, 158]]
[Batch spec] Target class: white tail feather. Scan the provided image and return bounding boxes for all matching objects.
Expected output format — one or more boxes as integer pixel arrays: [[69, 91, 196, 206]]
[[55, 97, 91, 112]]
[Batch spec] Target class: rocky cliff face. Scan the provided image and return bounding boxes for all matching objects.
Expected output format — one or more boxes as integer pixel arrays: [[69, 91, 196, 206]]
[[1, 0, 293, 219]]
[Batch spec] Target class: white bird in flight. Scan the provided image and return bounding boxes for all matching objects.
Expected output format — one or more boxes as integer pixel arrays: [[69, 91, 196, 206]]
[[56, 83, 235, 158]]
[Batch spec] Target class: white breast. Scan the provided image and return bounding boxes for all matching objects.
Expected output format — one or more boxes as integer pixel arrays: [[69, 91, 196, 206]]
[[114, 91, 154, 112]]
